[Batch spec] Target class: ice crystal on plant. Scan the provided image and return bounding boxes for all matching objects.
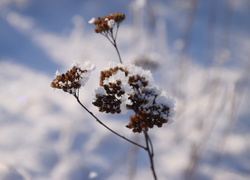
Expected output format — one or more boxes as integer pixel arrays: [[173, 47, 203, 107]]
[[107, 19, 115, 28], [88, 17, 96, 24]]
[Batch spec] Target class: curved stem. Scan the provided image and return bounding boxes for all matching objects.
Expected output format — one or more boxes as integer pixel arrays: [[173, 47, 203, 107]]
[[143, 130, 157, 180], [74, 95, 146, 150]]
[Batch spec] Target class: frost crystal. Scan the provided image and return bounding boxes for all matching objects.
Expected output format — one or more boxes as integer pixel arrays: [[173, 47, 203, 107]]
[[54, 70, 60, 77], [88, 17, 96, 24], [107, 19, 115, 28]]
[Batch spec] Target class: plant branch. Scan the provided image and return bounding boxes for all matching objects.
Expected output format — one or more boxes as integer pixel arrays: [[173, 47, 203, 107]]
[[101, 29, 123, 64], [144, 130, 157, 180], [112, 40, 123, 64], [74, 94, 146, 150], [110, 28, 123, 64], [114, 23, 120, 40], [147, 131, 155, 157]]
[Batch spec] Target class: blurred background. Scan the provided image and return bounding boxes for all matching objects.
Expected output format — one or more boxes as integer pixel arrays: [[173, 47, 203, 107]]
[[0, 0, 249, 180]]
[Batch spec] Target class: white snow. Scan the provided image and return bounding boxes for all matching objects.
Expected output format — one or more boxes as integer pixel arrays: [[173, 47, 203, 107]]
[[88, 17, 95, 24], [107, 19, 115, 29]]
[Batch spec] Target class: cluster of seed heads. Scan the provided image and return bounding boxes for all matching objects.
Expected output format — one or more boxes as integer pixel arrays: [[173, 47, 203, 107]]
[[93, 67, 128, 114], [51, 66, 87, 95], [91, 13, 125, 33], [93, 65, 171, 133]]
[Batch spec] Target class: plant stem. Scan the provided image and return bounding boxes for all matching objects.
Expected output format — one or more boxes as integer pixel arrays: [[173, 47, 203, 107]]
[[112, 41, 122, 64], [74, 95, 146, 150], [101, 27, 123, 64], [143, 130, 157, 180], [110, 24, 123, 64]]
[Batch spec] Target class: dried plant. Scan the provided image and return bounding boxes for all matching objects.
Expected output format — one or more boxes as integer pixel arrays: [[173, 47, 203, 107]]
[[89, 12, 125, 63], [51, 12, 175, 180], [51, 61, 95, 95], [93, 63, 175, 133]]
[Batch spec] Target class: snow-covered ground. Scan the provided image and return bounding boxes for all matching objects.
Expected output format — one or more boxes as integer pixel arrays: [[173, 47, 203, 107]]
[[0, 0, 250, 180]]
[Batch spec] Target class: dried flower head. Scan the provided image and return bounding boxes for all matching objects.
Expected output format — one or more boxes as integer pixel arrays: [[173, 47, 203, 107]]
[[88, 13, 125, 33], [93, 66, 130, 114], [51, 61, 95, 95], [93, 63, 175, 133], [126, 88, 174, 133]]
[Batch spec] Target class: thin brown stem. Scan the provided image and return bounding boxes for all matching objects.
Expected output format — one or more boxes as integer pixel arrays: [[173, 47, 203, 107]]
[[114, 23, 120, 40], [111, 25, 123, 64], [143, 130, 157, 180], [101, 28, 123, 64], [112, 41, 122, 64], [147, 132, 154, 157], [74, 94, 146, 150]]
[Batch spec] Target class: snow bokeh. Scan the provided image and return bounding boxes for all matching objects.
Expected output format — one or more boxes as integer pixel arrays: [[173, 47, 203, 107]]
[[0, 0, 250, 180]]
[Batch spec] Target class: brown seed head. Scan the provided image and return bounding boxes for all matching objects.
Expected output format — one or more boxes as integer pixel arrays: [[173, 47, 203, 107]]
[[93, 64, 173, 133], [51, 66, 87, 94], [91, 13, 125, 33]]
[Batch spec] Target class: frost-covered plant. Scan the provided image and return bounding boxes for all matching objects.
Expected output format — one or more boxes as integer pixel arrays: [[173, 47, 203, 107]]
[[51, 61, 95, 95], [89, 12, 125, 63], [51, 13, 175, 180], [93, 63, 175, 133]]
